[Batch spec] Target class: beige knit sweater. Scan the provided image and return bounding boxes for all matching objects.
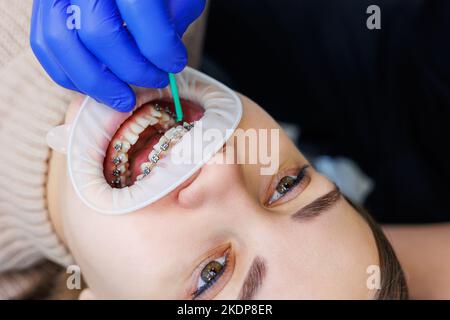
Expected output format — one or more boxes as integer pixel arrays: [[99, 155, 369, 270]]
[[0, 0, 208, 299], [0, 0, 74, 299]]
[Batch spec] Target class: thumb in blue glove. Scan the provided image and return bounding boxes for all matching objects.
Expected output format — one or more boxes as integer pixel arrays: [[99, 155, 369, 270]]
[[30, 0, 206, 112]]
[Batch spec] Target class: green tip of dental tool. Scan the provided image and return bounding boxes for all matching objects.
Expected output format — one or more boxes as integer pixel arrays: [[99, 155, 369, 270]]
[[169, 73, 183, 122]]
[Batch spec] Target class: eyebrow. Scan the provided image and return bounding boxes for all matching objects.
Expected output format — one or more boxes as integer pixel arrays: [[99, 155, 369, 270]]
[[291, 185, 341, 221], [238, 256, 267, 300]]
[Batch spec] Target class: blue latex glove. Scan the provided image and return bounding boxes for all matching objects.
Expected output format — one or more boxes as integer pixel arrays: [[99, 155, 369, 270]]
[[30, 0, 206, 112]]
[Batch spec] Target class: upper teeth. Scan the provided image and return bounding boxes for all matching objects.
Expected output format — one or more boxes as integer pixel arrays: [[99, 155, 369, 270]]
[[121, 141, 131, 152], [135, 116, 152, 128], [113, 140, 122, 151], [124, 129, 139, 145], [113, 156, 121, 165], [143, 115, 159, 126], [118, 153, 128, 163], [130, 123, 145, 135], [120, 105, 175, 147], [160, 112, 171, 122], [150, 108, 162, 118]]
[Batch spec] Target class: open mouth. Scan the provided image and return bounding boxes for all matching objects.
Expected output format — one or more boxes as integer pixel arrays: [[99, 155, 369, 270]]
[[66, 67, 243, 214], [103, 99, 204, 188]]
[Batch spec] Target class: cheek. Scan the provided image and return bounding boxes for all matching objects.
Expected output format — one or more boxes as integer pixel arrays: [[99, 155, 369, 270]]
[[60, 181, 155, 297]]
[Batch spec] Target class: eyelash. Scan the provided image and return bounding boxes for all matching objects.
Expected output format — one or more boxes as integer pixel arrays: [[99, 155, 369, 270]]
[[193, 255, 228, 299], [191, 247, 234, 300], [266, 165, 310, 206]]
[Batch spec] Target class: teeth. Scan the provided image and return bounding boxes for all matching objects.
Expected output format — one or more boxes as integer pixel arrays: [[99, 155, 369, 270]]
[[160, 112, 171, 122], [112, 176, 126, 188], [130, 123, 145, 135], [113, 156, 121, 165], [121, 141, 131, 152], [174, 125, 185, 136], [119, 153, 128, 163], [153, 136, 169, 151], [164, 106, 172, 114], [143, 115, 159, 126], [136, 162, 151, 181], [149, 151, 160, 163], [135, 116, 151, 128], [113, 140, 123, 151], [140, 162, 152, 172], [117, 164, 126, 173], [113, 140, 131, 153], [124, 129, 139, 145], [150, 107, 162, 118], [164, 127, 177, 140], [114, 152, 128, 164], [109, 101, 196, 188], [161, 120, 175, 131], [160, 142, 169, 151]]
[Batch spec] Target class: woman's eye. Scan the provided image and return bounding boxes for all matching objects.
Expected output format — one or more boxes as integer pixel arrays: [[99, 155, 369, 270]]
[[193, 255, 227, 298], [267, 165, 309, 205], [201, 259, 224, 282]]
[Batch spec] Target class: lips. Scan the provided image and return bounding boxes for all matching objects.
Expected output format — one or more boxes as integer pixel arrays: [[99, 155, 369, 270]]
[[103, 99, 204, 188]]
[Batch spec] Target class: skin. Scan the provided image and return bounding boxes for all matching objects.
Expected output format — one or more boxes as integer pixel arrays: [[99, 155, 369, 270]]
[[47, 93, 379, 299], [384, 224, 450, 299]]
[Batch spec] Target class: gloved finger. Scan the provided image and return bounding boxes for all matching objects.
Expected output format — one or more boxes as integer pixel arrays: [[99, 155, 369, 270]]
[[40, 0, 136, 112], [116, 0, 187, 73], [169, 0, 207, 36], [71, 0, 169, 88], [30, 0, 78, 91]]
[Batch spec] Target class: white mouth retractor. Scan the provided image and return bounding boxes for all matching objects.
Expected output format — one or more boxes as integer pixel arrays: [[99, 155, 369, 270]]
[[48, 67, 242, 215]]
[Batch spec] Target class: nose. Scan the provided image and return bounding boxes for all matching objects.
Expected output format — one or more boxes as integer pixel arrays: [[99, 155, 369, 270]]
[[177, 159, 248, 209], [176, 159, 284, 249]]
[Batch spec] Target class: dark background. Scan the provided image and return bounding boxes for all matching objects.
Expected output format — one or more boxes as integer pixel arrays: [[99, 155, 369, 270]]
[[201, 0, 450, 224]]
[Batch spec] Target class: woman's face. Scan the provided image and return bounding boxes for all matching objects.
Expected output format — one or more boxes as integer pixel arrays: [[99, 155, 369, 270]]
[[48, 94, 379, 299]]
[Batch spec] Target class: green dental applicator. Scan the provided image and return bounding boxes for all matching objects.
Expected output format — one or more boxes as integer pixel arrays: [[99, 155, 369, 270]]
[[169, 73, 183, 122]]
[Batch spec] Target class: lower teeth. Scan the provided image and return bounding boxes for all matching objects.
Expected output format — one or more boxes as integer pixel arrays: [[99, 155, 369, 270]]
[[136, 122, 195, 182]]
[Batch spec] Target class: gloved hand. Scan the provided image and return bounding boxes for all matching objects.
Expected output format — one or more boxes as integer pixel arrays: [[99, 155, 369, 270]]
[[30, 0, 206, 112]]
